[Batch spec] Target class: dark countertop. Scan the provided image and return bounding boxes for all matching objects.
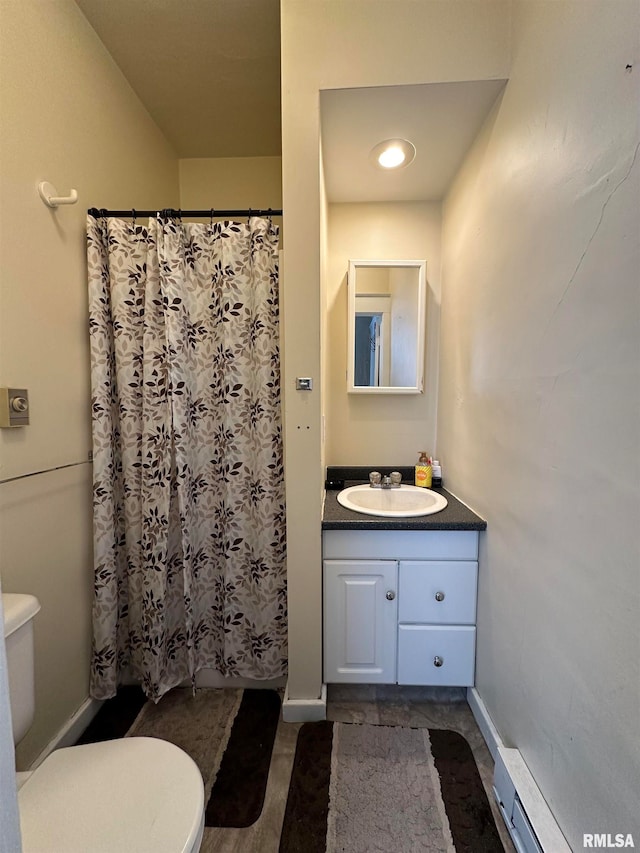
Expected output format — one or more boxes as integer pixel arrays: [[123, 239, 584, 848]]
[[322, 467, 486, 531]]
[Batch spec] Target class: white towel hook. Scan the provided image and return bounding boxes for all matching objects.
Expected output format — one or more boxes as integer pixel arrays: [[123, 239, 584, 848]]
[[38, 181, 78, 208]]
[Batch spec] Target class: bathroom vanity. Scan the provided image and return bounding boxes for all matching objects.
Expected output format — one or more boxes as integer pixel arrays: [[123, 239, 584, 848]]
[[322, 467, 486, 687]]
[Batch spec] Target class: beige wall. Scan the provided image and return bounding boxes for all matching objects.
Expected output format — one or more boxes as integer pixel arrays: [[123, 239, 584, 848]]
[[326, 203, 441, 465], [179, 156, 282, 211], [0, 0, 178, 768], [281, 0, 511, 699], [439, 1, 639, 846]]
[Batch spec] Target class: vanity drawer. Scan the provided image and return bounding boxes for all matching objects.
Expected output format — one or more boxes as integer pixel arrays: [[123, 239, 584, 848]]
[[397, 625, 476, 686], [398, 561, 477, 624]]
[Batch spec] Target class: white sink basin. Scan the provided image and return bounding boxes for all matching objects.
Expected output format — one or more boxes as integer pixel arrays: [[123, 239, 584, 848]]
[[337, 484, 448, 518]]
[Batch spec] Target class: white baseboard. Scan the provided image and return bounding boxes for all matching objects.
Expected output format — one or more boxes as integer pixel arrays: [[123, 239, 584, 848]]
[[282, 682, 327, 722], [29, 696, 103, 770], [466, 686, 501, 760]]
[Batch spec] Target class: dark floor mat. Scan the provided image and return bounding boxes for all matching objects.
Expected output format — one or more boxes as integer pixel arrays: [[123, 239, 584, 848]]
[[75, 685, 147, 744], [205, 688, 281, 828], [279, 722, 504, 853]]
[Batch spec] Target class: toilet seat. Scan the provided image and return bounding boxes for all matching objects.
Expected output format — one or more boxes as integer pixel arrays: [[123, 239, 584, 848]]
[[18, 737, 204, 853]]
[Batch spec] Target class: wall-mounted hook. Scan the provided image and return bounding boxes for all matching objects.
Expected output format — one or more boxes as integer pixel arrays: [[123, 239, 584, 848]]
[[38, 181, 78, 208]]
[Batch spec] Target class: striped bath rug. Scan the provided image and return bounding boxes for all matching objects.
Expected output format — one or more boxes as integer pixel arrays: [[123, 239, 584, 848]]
[[279, 721, 505, 853], [127, 687, 281, 828]]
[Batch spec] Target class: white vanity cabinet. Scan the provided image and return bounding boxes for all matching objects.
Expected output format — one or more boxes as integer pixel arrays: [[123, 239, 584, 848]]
[[323, 529, 479, 687]]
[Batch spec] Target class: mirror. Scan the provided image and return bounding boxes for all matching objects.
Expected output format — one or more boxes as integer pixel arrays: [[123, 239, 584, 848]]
[[347, 259, 426, 394]]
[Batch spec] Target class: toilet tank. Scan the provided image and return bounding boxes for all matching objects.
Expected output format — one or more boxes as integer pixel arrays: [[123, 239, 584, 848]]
[[2, 594, 40, 745]]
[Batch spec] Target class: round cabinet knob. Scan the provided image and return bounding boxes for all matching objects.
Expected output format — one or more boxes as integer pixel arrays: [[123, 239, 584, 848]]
[[11, 396, 28, 413], [385, 590, 396, 601], [433, 656, 444, 667], [434, 591, 445, 602]]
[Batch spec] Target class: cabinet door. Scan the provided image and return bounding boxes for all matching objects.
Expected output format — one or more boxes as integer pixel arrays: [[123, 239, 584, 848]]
[[398, 561, 477, 624], [323, 560, 397, 683]]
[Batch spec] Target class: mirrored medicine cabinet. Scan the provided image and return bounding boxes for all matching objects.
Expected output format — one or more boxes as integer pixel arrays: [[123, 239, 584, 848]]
[[347, 259, 426, 394]]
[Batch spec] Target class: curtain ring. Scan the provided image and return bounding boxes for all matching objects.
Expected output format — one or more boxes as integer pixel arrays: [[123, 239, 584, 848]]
[[131, 208, 137, 231], [210, 208, 215, 227], [247, 207, 253, 225]]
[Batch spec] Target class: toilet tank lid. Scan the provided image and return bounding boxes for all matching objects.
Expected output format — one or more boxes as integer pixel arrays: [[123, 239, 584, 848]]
[[2, 594, 41, 639]]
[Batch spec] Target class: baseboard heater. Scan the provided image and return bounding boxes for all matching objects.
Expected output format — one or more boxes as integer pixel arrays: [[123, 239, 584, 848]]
[[493, 747, 571, 853]]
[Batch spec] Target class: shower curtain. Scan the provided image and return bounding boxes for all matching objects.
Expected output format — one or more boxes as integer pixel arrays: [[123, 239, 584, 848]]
[[87, 214, 287, 701]]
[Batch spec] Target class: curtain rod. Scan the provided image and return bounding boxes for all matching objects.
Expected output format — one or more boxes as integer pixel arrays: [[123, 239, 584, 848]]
[[88, 207, 282, 219]]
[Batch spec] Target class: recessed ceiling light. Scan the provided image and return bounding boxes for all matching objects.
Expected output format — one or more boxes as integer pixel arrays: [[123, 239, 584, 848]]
[[370, 138, 416, 170]]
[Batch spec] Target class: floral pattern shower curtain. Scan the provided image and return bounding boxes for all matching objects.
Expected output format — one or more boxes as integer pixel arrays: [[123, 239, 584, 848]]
[[87, 214, 286, 701]]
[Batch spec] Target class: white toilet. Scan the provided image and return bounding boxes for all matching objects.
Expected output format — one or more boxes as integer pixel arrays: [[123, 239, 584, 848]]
[[3, 593, 205, 853]]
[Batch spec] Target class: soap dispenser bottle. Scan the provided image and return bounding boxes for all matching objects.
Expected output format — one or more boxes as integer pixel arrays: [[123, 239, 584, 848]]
[[415, 452, 432, 488]]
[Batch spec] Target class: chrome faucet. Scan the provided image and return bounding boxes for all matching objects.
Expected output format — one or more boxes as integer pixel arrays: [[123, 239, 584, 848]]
[[369, 471, 402, 489]]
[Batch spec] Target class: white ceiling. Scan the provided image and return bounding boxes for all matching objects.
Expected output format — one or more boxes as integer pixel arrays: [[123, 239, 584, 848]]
[[75, 0, 281, 158], [75, 2, 505, 204], [321, 80, 507, 203]]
